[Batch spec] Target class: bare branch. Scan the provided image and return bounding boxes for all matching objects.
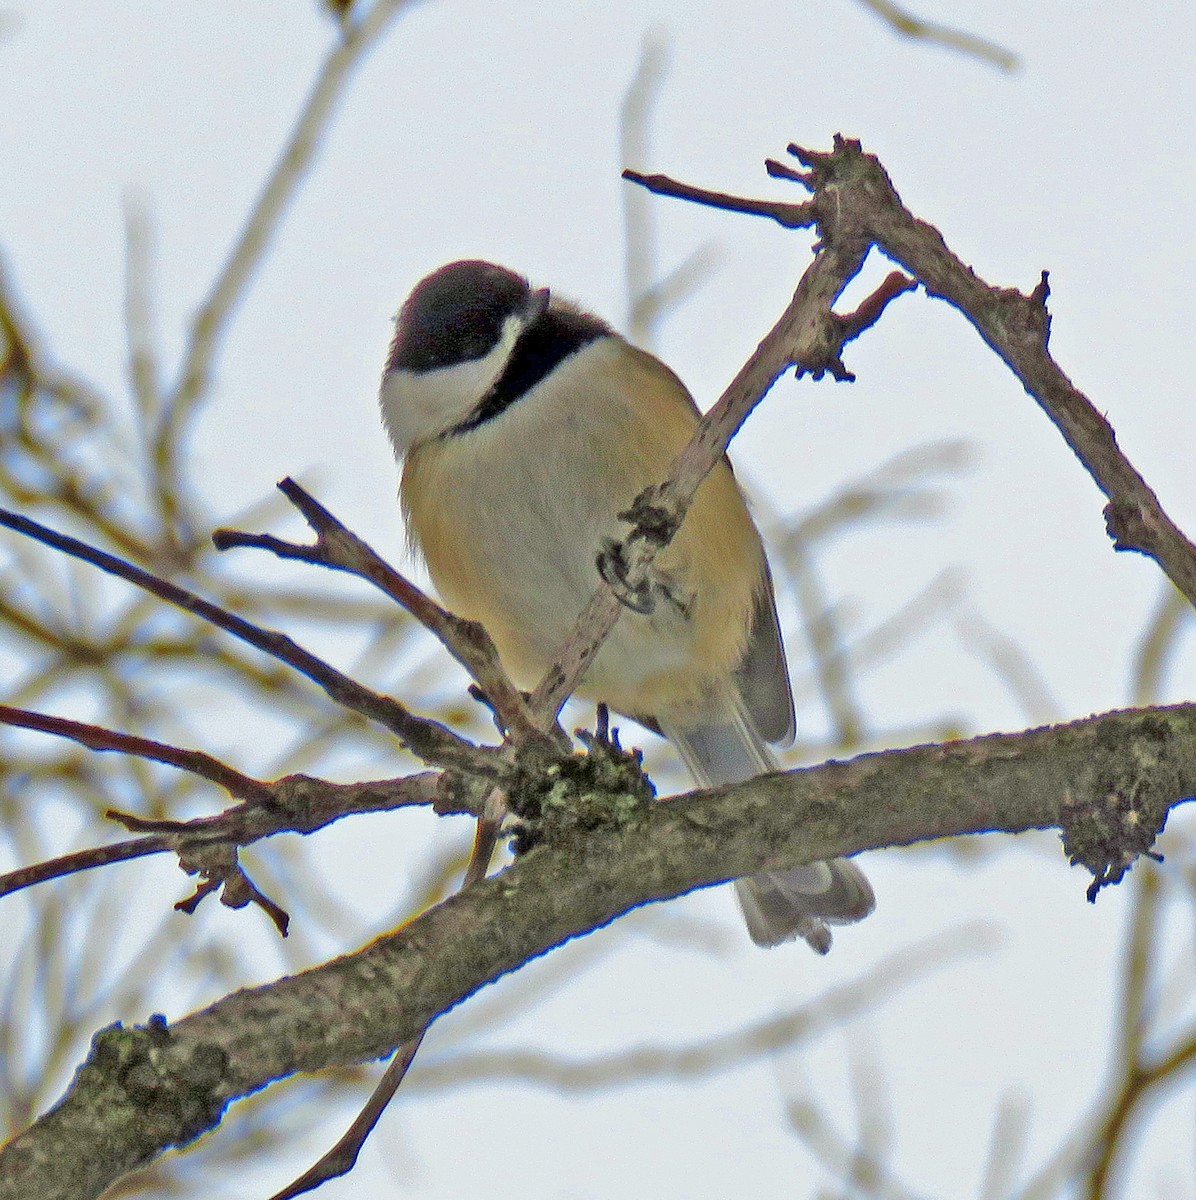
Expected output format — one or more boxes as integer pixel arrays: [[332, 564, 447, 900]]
[[623, 169, 816, 228], [620, 29, 670, 341], [627, 138, 1196, 622], [0, 504, 494, 775], [266, 1032, 426, 1200], [836, 270, 918, 343], [5, 704, 1194, 1196], [786, 1096, 929, 1200], [779, 440, 972, 547], [121, 196, 162, 433], [1084, 1025, 1196, 1200], [0, 771, 448, 904], [979, 1093, 1031, 1200], [529, 192, 876, 723], [788, 532, 868, 747], [0, 837, 170, 900], [0, 704, 275, 804], [1113, 865, 1159, 1081], [1130, 583, 1190, 705], [214, 477, 559, 752], [853, 0, 1019, 72], [213, 471, 584, 1193], [161, 0, 421, 483], [955, 608, 1062, 725]]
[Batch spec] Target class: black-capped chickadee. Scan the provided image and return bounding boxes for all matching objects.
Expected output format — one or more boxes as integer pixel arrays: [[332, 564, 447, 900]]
[[380, 260, 874, 952]]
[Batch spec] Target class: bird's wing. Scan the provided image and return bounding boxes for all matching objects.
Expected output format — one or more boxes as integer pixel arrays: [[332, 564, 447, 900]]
[[733, 561, 795, 746]]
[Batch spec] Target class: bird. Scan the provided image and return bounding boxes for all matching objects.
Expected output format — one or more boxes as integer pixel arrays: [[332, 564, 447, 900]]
[[379, 259, 874, 952]]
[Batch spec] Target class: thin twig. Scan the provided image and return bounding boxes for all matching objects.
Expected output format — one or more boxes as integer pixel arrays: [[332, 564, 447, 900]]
[[0, 837, 171, 899], [1084, 1026, 1196, 1200], [0, 504, 494, 775], [978, 1094, 1031, 1200], [1115, 867, 1159, 1078], [788, 535, 867, 748], [780, 440, 972, 548], [160, 0, 420, 480], [620, 30, 670, 342], [267, 1031, 426, 1200], [0, 704, 274, 804], [786, 1098, 930, 1200], [234, 501, 550, 1197], [623, 168, 816, 228], [215, 477, 558, 751], [121, 196, 162, 441], [1015, 867, 1184, 1200], [854, 0, 1019, 72], [0, 771, 448, 903], [529, 199, 875, 724], [215, 476, 576, 1193], [267, 778, 506, 1199], [1130, 583, 1189, 705], [836, 270, 918, 342], [955, 608, 1061, 724]]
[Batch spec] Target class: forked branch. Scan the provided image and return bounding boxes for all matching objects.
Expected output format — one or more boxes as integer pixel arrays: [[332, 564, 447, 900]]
[[626, 138, 1196, 617]]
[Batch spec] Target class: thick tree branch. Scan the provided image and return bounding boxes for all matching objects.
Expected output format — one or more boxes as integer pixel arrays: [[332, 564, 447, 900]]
[[4, 705, 1193, 1200]]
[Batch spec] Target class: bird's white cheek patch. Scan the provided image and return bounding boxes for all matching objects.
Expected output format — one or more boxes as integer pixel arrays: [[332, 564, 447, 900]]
[[379, 360, 486, 453], [379, 315, 525, 454]]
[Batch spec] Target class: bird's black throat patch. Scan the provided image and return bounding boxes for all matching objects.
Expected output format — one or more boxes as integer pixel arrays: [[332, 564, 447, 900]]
[[449, 306, 610, 436]]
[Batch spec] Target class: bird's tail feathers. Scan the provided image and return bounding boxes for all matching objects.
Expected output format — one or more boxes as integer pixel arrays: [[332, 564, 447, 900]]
[[662, 696, 773, 788], [658, 695, 874, 953]]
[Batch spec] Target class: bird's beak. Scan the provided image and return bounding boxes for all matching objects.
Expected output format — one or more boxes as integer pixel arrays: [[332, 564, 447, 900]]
[[526, 287, 552, 321]]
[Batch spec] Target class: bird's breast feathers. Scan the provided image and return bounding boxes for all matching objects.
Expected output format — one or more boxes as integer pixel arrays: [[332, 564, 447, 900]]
[[401, 338, 767, 720]]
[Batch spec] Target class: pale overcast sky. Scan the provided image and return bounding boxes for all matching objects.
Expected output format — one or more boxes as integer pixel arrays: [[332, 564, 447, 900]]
[[3, 1, 1196, 1196]]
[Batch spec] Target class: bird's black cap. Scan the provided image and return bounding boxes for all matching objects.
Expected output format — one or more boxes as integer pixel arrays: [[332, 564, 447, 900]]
[[387, 260, 535, 373]]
